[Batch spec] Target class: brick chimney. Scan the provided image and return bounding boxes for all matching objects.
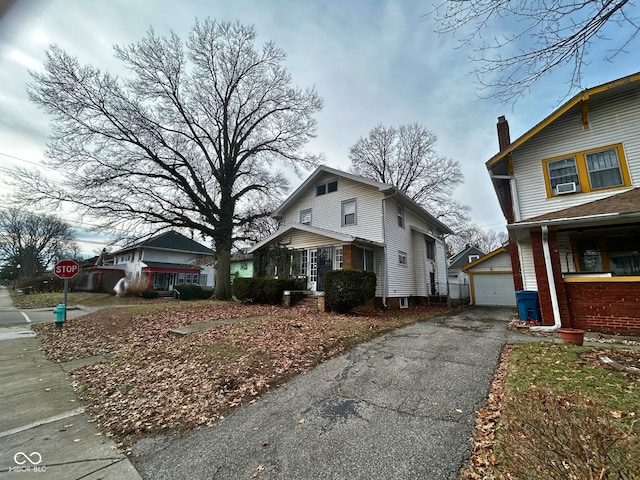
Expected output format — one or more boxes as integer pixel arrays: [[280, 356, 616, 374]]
[[497, 115, 511, 151]]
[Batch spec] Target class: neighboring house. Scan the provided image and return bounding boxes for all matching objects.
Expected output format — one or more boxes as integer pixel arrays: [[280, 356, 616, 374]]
[[486, 71, 640, 333], [230, 251, 253, 280], [105, 230, 216, 291], [462, 246, 515, 307], [447, 245, 485, 305], [248, 165, 452, 308]]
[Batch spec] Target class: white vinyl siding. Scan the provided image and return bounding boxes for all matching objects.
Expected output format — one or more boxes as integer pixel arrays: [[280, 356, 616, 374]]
[[512, 88, 640, 221], [518, 242, 538, 291], [279, 174, 384, 243]]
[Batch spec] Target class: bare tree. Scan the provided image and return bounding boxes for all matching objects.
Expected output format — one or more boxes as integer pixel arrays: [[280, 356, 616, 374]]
[[12, 20, 322, 299], [431, 0, 640, 103], [349, 123, 469, 226], [0, 208, 77, 278], [446, 224, 508, 257]]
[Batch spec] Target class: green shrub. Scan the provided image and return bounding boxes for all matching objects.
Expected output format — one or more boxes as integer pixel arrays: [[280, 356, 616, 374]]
[[140, 290, 159, 299], [232, 277, 297, 305], [173, 285, 212, 300], [324, 269, 376, 313]]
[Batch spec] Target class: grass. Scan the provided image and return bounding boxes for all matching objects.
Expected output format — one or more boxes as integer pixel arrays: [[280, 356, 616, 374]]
[[467, 343, 640, 480], [9, 290, 164, 309]]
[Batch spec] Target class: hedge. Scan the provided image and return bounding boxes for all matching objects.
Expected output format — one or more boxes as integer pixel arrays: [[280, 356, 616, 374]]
[[233, 277, 297, 305], [173, 285, 214, 300], [324, 269, 377, 313]]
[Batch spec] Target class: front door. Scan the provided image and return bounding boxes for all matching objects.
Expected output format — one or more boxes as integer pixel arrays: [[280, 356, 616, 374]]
[[316, 247, 333, 291]]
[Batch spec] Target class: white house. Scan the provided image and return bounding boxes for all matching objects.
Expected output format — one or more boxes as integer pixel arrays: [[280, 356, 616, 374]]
[[107, 230, 216, 291], [486, 71, 640, 333], [248, 166, 451, 308]]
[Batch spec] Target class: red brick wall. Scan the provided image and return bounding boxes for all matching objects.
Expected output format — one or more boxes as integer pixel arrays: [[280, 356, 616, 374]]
[[565, 281, 640, 333], [343, 245, 357, 269], [530, 228, 572, 327], [509, 239, 524, 291]]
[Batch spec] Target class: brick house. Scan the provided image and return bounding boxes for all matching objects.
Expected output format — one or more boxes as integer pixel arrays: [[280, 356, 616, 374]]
[[486, 72, 640, 333]]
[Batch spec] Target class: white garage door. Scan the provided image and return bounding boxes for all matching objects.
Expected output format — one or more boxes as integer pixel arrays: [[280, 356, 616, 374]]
[[473, 273, 516, 306]]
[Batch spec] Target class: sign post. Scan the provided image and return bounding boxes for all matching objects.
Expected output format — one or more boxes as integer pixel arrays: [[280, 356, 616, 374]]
[[53, 259, 80, 323]]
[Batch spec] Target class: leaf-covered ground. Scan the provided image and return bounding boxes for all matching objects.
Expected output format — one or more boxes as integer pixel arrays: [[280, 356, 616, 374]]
[[33, 301, 450, 446]]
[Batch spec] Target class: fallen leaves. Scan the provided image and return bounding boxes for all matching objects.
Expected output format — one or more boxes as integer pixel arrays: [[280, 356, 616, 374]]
[[33, 301, 449, 446]]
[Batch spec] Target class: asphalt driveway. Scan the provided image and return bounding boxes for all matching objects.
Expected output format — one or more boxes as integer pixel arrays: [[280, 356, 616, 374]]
[[132, 306, 519, 480]]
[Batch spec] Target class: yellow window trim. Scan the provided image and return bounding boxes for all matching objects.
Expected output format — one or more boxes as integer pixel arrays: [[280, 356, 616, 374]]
[[541, 143, 631, 198]]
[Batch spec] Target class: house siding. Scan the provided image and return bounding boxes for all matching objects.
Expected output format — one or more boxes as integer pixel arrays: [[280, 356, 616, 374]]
[[518, 242, 537, 290], [280, 174, 384, 243], [512, 88, 640, 221]]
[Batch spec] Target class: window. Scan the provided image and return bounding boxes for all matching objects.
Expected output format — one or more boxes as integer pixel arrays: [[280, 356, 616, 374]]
[[177, 273, 185, 284], [192, 274, 199, 285], [547, 157, 580, 195], [300, 209, 312, 225], [356, 247, 374, 271], [573, 232, 640, 275], [399, 297, 409, 309], [426, 238, 435, 260], [398, 251, 407, 266], [342, 199, 356, 226], [199, 274, 207, 286], [397, 205, 404, 228], [543, 144, 629, 197], [585, 148, 623, 190], [468, 255, 480, 263], [186, 273, 192, 284], [309, 250, 318, 282], [335, 247, 343, 270], [316, 179, 338, 196]]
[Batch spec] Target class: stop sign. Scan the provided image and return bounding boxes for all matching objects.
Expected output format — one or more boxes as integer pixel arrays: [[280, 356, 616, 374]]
[[53, 259, 80, 279]]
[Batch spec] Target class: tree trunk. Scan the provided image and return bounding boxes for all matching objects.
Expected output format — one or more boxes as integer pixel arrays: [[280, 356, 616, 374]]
[[214, 245, 232, 300]]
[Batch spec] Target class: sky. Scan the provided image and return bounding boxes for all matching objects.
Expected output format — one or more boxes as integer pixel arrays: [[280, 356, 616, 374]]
[[0, 0, 638, 255]]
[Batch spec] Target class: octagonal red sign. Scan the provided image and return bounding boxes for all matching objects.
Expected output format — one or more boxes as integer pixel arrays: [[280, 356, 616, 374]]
[[53, 259, 80, 279]]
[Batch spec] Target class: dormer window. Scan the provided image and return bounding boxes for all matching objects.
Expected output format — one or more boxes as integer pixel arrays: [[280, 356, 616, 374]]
[[316, 179, 338, 196]]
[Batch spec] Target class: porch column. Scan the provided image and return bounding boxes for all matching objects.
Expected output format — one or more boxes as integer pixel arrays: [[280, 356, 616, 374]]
[[530, 228, 572, 327], [342, 245, 358, 269]]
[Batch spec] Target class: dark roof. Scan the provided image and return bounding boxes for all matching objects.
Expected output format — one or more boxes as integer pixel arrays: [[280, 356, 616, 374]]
[[521, 188, 640, 223], [448, 246, 485, 270], [142, 261, 201, 270], [116, 230, 214, 255]]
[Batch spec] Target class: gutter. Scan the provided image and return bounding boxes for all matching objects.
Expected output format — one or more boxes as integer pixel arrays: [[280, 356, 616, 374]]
[[507, 211, 640, 231], [530, 225, 562, 332], [381, 191, 398, 308]]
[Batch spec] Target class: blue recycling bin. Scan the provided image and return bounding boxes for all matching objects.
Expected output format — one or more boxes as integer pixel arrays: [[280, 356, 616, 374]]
[[516, 290, 541, 321]]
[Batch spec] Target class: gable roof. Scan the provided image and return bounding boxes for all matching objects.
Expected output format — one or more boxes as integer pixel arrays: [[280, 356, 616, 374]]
[[448, 246, 485, 270], [114, 230, 214, 255], [509, 187, 640, 228], [462, 246, 509, 271], [273, 165, 452, 234], [247, 223, 385, 253], [486, 71, 640, 168]]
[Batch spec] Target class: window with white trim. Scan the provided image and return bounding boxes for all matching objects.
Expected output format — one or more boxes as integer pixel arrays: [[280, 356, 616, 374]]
[[398, 251, 407, 266], [426, 238, 435, 260], [399, 297, 409, 309], [397, 205, 404, 228], [335, 247, 343, 270], [316, 180, 338, 196], [300, 209, 312, 225], [342, 199, 356, 226]]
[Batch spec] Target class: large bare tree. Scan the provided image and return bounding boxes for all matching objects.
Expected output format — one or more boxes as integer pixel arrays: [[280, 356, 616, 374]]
[[0, 208, 77, 279], [432, 0, 640, 103], [13, 20, 322, 299], [349, 123, 470, 226]]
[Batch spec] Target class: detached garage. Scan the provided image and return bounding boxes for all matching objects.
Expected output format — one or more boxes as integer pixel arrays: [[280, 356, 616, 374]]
[[462, 246, 516, 306]]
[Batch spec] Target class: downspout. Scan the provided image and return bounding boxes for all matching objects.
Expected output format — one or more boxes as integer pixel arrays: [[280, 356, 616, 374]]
[[381, 191, 398, 308], [530, 225, 562, 331]]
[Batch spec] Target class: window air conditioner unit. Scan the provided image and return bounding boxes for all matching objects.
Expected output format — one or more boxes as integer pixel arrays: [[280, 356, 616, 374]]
[[556, 182, 577, 194]]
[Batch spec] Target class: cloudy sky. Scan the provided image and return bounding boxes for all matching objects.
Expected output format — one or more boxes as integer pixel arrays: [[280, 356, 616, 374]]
[[0, 0, 638, 254]]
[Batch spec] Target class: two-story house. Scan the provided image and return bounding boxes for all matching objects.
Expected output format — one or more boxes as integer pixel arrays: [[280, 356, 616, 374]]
[[487, 72, 640, 333], [248, 166, 451, 308], [447, 245, 485, 305], [108, 230, 216, 291]]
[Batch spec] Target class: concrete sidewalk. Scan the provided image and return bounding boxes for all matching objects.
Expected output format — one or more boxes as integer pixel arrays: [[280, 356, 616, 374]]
[[0, 287, 141, 479]]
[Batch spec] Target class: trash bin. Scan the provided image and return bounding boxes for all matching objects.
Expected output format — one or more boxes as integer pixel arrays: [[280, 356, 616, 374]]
[[516, 290, 541, 321]]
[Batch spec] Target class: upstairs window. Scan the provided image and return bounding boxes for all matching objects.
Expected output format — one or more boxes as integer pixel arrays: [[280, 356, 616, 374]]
[[547, 157, 580, 195], [426, 238, 435, 260], [543, 144, 630, 197], [398, 251, 407, 266], [397, 205, 404, 228], [300, 209, 312, 225], [316, 179, 338, 196], [585, 148, 623, 190], [342, 199, 356, 226]]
